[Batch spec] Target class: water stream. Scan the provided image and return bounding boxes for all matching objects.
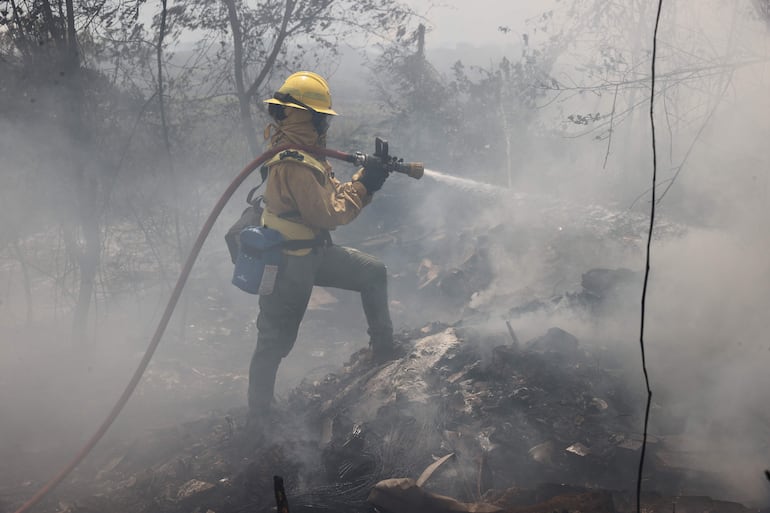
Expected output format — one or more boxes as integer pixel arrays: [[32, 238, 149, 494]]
[[422, 168, 500, 195]]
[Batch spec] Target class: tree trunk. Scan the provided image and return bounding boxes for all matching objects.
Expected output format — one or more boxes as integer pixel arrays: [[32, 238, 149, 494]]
[[12, 241, 34, 325], [156, 0, 189, 344], [224, 0, 260, 157], [61, 0, 99, 347], [497, 73, 515, 189], [71, 188, 100, 345], [157, 0, 172, 154], [225, 0, 297, 157]]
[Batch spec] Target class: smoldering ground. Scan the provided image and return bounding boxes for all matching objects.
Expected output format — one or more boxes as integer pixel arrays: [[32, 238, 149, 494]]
[[376, 3, 770, 503]]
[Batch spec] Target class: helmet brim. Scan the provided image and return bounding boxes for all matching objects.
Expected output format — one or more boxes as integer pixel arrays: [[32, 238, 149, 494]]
[[264, 98, 338, 116]]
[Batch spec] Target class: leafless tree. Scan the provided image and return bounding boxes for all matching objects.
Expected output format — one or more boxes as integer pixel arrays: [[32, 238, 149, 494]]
[[173, 0, 416, 156]]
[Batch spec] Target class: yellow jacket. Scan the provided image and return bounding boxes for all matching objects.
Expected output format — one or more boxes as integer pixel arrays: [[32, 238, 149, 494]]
[[261, 109, 371, 255]]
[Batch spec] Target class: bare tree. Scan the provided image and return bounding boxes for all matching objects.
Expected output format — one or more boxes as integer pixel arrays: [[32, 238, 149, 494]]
[[1, 0, 98, 344], [174, 0, 416, 157], [0, 0, 148, 345]]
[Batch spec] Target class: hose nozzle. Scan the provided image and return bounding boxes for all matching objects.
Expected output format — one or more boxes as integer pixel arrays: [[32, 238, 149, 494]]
[[352, 137, 423, 180], [394, 161, 424, 179]]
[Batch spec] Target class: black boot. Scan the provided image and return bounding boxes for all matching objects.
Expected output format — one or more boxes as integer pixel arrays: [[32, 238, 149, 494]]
[[370, 339, 405, 364]]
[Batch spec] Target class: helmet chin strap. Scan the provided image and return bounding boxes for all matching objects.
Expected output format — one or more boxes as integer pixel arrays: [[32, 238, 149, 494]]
[[264, 123, 278, 141]]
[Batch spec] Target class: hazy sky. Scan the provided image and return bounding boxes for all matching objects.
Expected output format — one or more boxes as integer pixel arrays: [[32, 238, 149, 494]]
[[403, 0, 551, 47]]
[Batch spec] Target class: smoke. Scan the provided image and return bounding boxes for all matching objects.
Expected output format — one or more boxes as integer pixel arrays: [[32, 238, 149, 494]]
[[391, 1, 770, 504], [637, 12, 770, 502], [2, 0, 769, 507], [642, 227, 770, 502], [639, 68, 770, 498]]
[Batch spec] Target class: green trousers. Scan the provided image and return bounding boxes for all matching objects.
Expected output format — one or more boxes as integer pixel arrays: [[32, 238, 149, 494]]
[[248, 245, 393, 413]]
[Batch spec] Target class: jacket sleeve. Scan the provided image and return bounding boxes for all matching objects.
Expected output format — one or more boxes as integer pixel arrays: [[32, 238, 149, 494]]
[[273, 161, 372, 230]]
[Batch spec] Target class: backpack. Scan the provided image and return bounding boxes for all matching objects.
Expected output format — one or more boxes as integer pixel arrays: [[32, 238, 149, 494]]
[[225, 185, 264, 264]]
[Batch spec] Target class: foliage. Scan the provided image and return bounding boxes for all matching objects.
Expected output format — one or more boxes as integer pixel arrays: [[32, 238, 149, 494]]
[[171, 0, 415, 101], [369, 25, 460, 168], [753, 0, 770, 26], [372, 25, 557, 186]]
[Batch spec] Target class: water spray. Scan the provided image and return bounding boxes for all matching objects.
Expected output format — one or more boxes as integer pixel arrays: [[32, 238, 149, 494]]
[[422, 168, 500, 195], [355, 137, 500, 194]]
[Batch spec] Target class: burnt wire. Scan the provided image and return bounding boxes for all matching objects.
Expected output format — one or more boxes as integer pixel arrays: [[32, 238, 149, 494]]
[[281, 478, 377, 513], [241, 471, 379, 513], [637, 1, 664, 513]]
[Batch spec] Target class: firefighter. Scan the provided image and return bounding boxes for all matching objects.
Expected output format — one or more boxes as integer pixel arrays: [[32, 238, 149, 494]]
[[248, 71, 397, 422]]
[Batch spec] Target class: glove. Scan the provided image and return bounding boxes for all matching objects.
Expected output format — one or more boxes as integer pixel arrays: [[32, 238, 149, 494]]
[[354, 162, 388, 194]]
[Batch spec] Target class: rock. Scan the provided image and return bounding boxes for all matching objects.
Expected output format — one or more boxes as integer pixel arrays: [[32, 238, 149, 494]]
[[176, 479, 215, 501], [581, 268, 637, 298], [367, 478, 504, 513], [528, 441, 555, 465], [527, 327, 580, 357]]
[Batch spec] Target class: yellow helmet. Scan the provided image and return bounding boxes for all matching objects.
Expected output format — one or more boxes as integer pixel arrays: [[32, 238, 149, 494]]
[[264, 71, 338, 115]]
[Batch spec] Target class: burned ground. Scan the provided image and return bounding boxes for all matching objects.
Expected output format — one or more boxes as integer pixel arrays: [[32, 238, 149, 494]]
[[2, 201, 768, 513], [2, 321, 758, 513]]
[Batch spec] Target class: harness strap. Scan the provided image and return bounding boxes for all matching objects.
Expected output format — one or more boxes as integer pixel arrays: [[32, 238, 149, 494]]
[[240, 230, 331, 259], [279, 230, 332, 250], [277, 209, 301, 219]]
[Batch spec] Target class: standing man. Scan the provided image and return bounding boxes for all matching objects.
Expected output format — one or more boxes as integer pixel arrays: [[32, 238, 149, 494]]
[[248, 71, 398, 423]]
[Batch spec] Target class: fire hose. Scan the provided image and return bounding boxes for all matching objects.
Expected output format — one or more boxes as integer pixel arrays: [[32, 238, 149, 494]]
[[13, 141, 422, 513]]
